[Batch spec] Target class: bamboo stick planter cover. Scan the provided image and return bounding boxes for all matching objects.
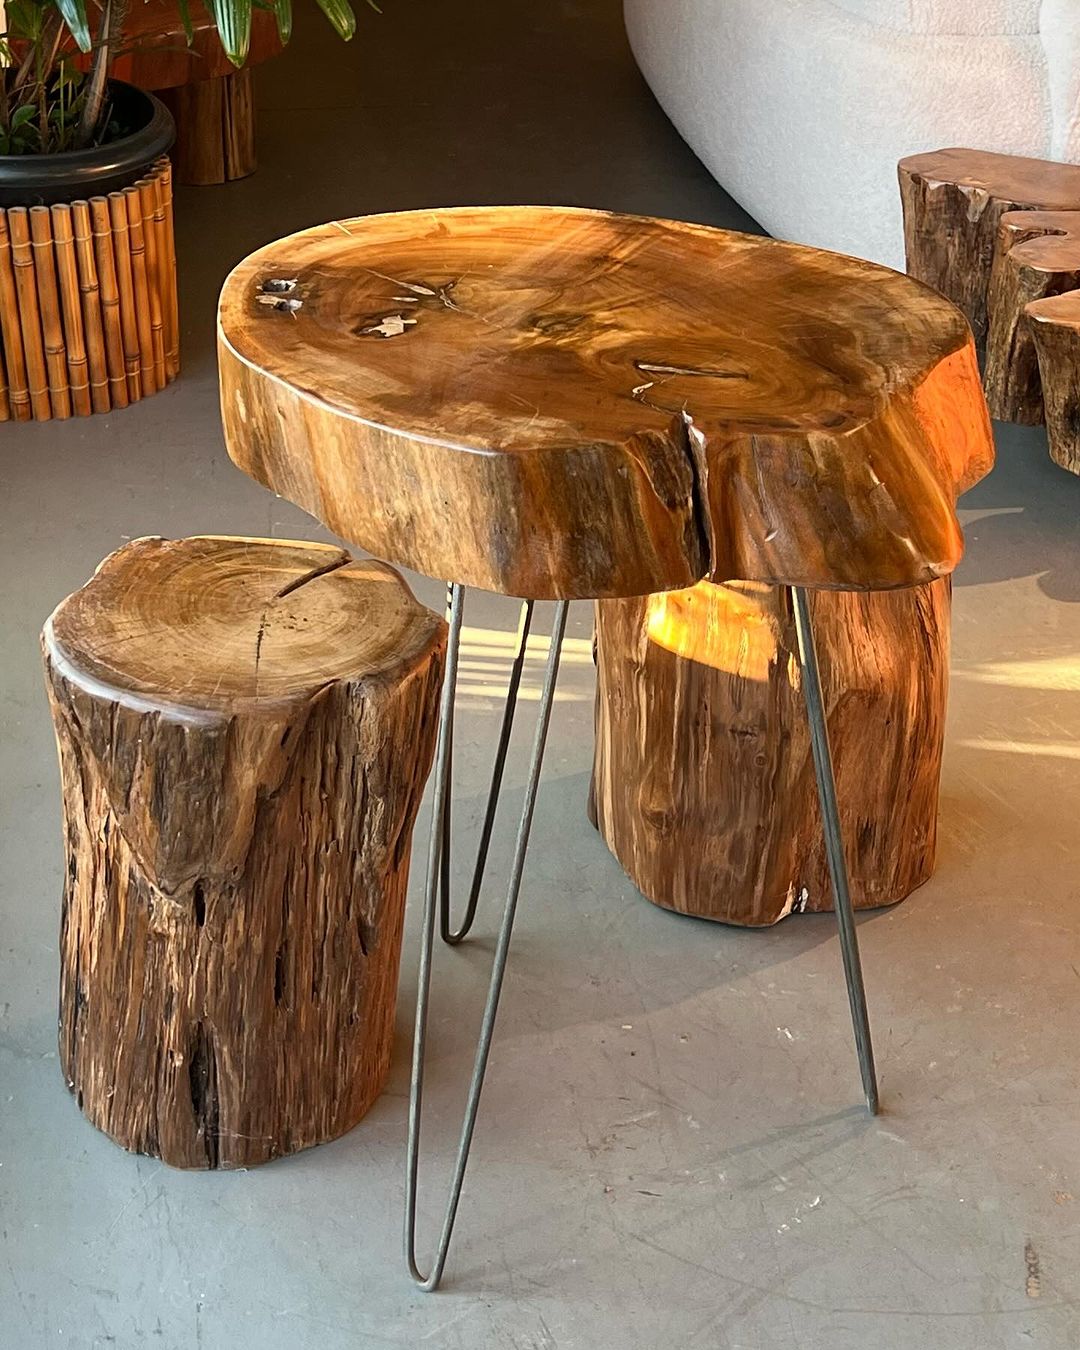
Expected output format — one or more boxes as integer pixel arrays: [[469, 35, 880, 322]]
[[0, 156, 178, 422]]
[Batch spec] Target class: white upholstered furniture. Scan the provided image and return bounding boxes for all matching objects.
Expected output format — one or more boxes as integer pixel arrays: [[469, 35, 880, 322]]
[[625, 0, 1080, 269]]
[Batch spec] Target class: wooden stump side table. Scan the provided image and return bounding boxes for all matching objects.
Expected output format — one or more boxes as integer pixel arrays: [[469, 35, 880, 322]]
[[1025, 290, 1080, 474], [43, 536, 444, 1168], [899, 147, 1080, 471], [217, 207, 994, 1285], [105, 2, 284, 186], [898, 148, 1080, 346]]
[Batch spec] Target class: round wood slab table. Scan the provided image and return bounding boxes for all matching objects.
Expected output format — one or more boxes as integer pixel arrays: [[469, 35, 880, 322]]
[[217, 206, 994, 1289]]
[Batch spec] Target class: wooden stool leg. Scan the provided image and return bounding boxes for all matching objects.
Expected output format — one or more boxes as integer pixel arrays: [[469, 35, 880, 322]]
[[406, 587, 569, 1291], [791, 586, 879, 1117], [164, 68, 257, 186]]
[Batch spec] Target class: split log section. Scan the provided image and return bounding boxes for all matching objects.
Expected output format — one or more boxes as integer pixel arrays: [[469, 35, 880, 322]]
[[984, 211, 1080, 423], [43, 536, 445, 1168], [1026, 292, 1080, 475], [898, 148, 1080, 345], [591, 579, 950, 926]]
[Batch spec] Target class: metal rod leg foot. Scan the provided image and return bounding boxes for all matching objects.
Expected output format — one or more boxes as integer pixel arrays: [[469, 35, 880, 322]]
[[406, 590, 570, 1290], [439, 596, 536, 945], [791, 585, 880, 1116]]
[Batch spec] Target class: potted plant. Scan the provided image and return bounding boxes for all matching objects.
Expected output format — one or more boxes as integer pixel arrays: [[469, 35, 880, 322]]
[[0, 0, 363, 421]]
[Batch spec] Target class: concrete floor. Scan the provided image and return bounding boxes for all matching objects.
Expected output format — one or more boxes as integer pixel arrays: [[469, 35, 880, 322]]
[[3, 1, 1080, 1346]]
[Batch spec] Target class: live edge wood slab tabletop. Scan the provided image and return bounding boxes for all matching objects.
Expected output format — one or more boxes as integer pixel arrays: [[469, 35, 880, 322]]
[[217, 207, 995, 600]]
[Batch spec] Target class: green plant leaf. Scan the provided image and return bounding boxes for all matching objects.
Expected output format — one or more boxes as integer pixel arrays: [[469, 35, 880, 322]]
[[53, 0, 92, 52], [7, 0, 44, 43], [176, 0, 195, 45], [272, 0, 292, 44], [207, 0, 252, 67], [314, 0, 355, 41], [11, 104, 36, 130]]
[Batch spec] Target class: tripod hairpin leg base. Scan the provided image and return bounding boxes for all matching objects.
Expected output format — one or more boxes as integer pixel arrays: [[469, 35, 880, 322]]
[[439, 592, 536, 946], [406, 585, 569, 1290], [790, 585, 880, 1117]]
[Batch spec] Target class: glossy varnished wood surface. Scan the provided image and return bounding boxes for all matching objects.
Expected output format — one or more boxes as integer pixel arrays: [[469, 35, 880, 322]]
[[218, 207, 993, 599]]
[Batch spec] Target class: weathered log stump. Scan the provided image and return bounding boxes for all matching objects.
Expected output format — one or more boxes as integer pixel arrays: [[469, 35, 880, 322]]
[[159, 70, 257, 187], [106, 1, 282, 186], [984, 211, 1080, 423], [591, 578, 950, 927], [899, 148, 1080, 345], [43, 536, 445, 1168], [1026, 292, 1080, 475]]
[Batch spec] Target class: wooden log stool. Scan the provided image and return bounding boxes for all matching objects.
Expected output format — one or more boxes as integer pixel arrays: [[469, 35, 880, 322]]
[[979, 211, 1080, 427], [899, 148, 1080, 472], [591, 579, 950, 927], [898, 148, 1080, 347], [108, 2, 283, 186], [1025, 290, 1080, 474], [42, 536, 444, 1168], [217, 208, 994, 1283]]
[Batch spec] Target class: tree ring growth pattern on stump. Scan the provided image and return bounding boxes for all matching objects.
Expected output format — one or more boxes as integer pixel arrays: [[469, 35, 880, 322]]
[[45, 534, 439, 713], [43, 536, 445, 1169], [218, 207, 993, 600]]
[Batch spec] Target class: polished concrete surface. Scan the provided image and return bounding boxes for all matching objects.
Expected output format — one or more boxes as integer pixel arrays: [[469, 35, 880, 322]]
[[3, 2, 1080, 1347]]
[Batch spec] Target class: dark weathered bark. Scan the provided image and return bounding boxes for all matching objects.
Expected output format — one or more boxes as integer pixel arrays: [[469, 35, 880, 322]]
[[899, 148, 1080, 344], [984, 211, 1080, 423], [44, 536, 445, 1168], [591, 579, 950, 927]]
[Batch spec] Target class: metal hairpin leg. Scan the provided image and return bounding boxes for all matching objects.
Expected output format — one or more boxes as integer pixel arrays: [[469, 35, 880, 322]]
[[406, 584, 569, 1290], [438, 592, 536, 945], [790, 585, 880, 1116]]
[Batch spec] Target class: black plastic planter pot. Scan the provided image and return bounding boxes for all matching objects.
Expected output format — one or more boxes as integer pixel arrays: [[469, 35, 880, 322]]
[[0, 82, 175, 209]]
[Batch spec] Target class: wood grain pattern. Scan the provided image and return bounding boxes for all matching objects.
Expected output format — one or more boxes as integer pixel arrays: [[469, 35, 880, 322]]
[[591, 579, 950, 926], [899, 148, 1080, 344], [159, 69, 258, 186], [218, 207, 993, 600], [43, 537, 445, 1168], [984, 211, 1080, 423], [1026, 291, 1080, 475]]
